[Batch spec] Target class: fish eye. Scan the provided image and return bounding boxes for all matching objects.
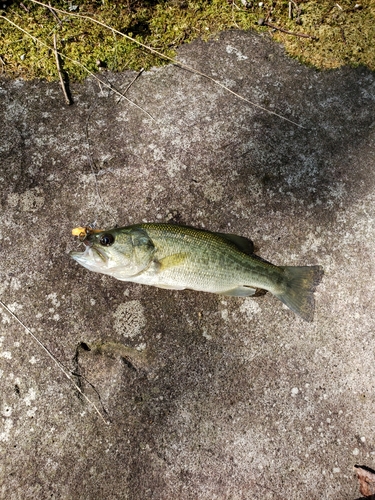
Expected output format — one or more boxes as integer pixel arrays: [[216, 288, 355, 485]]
[[99, 233, 115, 246]]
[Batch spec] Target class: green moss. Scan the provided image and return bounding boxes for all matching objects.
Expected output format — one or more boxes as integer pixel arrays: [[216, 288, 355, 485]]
[[271, 1, 375, 70], [0, 0, 374, 81]]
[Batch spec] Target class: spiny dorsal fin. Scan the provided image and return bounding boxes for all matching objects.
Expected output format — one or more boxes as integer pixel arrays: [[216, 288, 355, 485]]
[[214, 232, 254, 255]]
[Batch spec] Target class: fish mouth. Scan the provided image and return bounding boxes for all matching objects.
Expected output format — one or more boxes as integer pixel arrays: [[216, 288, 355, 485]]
[[70, 244, 108, 269]]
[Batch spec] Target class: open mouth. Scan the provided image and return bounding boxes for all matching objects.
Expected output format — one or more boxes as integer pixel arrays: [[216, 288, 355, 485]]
[[70, 244, 108, 267]]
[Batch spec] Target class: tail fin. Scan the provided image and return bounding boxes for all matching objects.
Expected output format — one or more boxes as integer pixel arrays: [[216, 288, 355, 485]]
[[275, 266, 324, 322]]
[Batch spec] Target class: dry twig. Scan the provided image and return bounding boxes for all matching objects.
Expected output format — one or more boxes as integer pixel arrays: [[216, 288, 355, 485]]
[[48, 2, 62, 25], [259, 18, 318, 40], [116, 67, 144, 103], [0, 56, 6, 73], [53, 33, 71, 105]]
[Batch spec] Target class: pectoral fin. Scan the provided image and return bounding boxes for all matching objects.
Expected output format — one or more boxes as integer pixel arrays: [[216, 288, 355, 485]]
[[158, 253, 187, 271], [218, 286, 257, 297], [214, 232, 254, 255]]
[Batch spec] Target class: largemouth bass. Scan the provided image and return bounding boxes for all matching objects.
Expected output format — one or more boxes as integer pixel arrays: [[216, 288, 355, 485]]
[[71, 223, 323, 322]]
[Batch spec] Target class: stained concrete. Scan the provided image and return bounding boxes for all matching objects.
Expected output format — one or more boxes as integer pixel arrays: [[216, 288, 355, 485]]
[[1, 30, 375, 499]]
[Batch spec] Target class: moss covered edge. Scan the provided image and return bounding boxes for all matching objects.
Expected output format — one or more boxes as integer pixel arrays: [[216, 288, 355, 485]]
[[0, 0, 374, 82]]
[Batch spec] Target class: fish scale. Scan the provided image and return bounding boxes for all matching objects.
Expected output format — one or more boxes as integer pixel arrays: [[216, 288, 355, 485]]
[[135, 224, 273, 290], [149, 224, 281, 288]]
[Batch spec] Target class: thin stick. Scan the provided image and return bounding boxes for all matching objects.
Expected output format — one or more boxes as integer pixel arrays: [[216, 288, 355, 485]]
[[28, 0, 305, 128], [48, 1, 62, 26], [1, 16, 154, 120], [0, 56, 5, 73], [262, 19, 318, 40], [0, 299, 110, 425], [123, 68, 144, 95], [20, 2, 30, 12], [117, 67, 144, 104], [53, 33, 71, 105]]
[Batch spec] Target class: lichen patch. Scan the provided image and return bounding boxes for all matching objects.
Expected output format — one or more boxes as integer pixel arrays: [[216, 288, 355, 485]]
[[112, 300, 147, 338]]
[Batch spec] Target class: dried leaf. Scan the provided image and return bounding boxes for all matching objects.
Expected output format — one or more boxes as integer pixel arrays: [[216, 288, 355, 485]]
[[355, 465, 375, 497]]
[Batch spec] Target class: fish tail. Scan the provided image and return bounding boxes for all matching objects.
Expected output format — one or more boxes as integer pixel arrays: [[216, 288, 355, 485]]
[[275, 265, 324, 322]]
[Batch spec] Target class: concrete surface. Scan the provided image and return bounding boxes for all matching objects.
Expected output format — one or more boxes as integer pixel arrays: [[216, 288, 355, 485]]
[[1, 30, 375, 499]]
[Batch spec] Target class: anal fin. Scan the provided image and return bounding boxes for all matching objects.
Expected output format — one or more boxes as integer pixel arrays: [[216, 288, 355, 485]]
[[218, 286, 257, 297], [155, 283, 186, 290]]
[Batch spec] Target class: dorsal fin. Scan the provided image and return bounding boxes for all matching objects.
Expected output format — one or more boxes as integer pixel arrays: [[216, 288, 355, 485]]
[[214, 232, 254, 255]]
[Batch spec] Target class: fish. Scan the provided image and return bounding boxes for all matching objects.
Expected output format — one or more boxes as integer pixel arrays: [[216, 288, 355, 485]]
[[70, 223, 323, 322]]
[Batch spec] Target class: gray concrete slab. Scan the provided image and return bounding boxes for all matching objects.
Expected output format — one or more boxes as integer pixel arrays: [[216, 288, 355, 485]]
[[1, 30, 375, 499]]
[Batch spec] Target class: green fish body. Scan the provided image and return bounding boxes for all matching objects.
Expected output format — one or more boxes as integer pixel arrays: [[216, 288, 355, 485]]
[[71, 223, 323, 321]]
